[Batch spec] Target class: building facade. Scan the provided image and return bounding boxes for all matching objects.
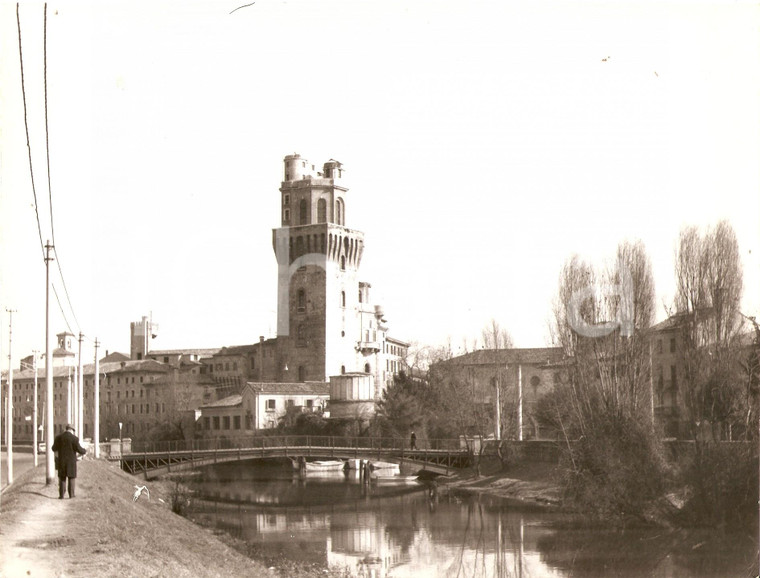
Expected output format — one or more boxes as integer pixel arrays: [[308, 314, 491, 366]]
[[430, 348, 566, 440]]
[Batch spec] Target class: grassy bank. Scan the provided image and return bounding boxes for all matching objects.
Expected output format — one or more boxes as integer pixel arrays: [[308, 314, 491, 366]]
[[0, 459, 347, 577]]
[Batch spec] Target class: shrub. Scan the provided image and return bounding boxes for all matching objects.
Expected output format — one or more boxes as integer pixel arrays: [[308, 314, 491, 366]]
[[562, 416, 670, 524], [679, 441, 758, 528]]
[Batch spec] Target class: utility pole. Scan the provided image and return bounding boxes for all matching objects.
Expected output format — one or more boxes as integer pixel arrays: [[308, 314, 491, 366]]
[[517, 364, 523, 442], [93, 338, 100, 458], [77, 332, 83, 437], [66, 368, 72, 424], [32, 350, 39, 467], [45, 241, 55, 484], [494, 369, 501, 441], [6, 307, 17, 485]]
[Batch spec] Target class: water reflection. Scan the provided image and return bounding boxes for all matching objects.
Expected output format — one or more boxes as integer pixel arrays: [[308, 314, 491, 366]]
[[185, 461, 758, 577]]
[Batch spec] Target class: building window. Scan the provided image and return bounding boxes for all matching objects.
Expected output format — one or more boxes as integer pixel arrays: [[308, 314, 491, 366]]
[[656, 339, 662, 354], [336, 198, 343, 225], [223, 416, 230, 430], [341, 365, 346, 374], [164, 356, 169, 363], [340, 256, 346, 271], [284, 194, 290, 205], [670, 338, 676, 353], [306, 399, 313, 408], [297, 289, 306, 312], [670, 365, 677, 388], [364, 363, 371, 373], [341, 291, 346, 308], [297, 324, 306, 347], [299, 199, 308, 225], [358, 289, 363, 303], [234, 415, 241, 430], [298, 366, 305, 382], [266, 399, 276, 411], [318, 198, 327, 223], [284, 208, 290, 222], [213, 416, 220, 430]]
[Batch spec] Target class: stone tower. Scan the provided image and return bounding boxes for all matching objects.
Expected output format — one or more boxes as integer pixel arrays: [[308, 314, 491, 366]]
[[273, 154, 365, 382], [130, 315, 158, 360]]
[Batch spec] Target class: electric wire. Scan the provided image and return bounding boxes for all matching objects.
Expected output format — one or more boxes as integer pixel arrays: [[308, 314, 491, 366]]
[[53, 247, 82, 334], [16, 2, 45, 261], [17, 2, 83, 338], [42, 2, 81, 335]]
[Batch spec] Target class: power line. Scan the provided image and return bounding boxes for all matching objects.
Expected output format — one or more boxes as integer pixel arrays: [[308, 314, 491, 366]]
[[51, 283, 74, 335], [53, 247, 81, 333], [40, 2, 81, 335], [16, 2, 45, 261]]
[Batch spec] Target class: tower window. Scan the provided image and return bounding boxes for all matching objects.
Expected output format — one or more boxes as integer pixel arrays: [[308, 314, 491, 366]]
[[318, 198, 327, 223], [341, 365, 346, 374], [297, 289, 306, 312], [336, 198, 344, 225], [299, 199, 308, 225], [284, 208, 290, 222], [364, 363, 371, 373], [284, 194, 290, 205], [297, 324, 306, 347]]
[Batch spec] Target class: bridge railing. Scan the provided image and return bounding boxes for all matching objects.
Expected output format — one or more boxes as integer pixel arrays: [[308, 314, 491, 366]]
[[130, 435, 464, 454]]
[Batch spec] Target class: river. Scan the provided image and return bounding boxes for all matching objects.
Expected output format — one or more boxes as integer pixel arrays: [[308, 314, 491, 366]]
[[184, 459, 758, 577]]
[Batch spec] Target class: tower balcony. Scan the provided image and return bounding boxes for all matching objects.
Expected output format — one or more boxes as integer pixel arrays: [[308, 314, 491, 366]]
[[356, 341, 381, 353]]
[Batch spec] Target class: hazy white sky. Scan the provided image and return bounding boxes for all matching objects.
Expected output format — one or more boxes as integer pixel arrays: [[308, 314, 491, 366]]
[[1, 0, 758, 365]]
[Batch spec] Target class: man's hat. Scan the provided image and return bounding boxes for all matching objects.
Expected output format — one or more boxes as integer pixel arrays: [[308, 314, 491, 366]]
[[65, 423, 75, 431]]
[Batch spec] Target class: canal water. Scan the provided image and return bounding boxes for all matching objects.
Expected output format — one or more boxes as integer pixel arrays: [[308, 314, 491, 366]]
[[184, 460, 758, 577]]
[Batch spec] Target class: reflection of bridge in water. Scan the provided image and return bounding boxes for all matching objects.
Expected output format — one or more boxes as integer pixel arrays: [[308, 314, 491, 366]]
[[116, 435, 471, 477]]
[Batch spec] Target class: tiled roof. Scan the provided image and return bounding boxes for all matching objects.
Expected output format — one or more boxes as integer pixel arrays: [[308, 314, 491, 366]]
[[201, 394, 243, 409], [100, 352, 130, 363], [246, 381, 330, 395], [148, 348, 220, 356], [438, 347, 565, 367]]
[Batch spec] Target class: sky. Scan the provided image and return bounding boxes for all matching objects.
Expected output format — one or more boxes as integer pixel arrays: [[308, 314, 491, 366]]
[[0, 0, 758, 367]]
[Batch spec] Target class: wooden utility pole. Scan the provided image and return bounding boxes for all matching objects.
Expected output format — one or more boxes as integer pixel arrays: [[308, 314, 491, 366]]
[[93, 338, 100, 458], [6, 308, 17, 485], [494, 369, 501, 440], [517, 364, 523, 442], [77, 332, 83, 436], [32, 350, 39, 467], [45, 241, 55, 484]]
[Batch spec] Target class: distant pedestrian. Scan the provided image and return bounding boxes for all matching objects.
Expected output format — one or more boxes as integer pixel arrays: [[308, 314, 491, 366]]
[[51, 423, 87, 499], [410, 431, 417, 451]]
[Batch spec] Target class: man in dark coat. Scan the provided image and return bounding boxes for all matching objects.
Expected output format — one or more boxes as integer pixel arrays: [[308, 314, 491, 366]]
[[51, 423, 87, 499]]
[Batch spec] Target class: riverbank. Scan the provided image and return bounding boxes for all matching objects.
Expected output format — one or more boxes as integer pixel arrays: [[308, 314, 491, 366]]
[[0, 458, 348, 577], [439, 459, 564, 509]]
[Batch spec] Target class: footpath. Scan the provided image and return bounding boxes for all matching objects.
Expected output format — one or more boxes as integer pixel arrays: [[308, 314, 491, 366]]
[[0, 459, 325, 578]]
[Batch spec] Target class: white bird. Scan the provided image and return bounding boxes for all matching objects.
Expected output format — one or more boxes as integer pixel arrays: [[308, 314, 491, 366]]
[[133, 485, 150, 502]]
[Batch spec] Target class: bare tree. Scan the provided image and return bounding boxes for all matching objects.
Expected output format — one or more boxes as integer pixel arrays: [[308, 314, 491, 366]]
[[674, 220, 745, 440], [481, 319, 514, 350]]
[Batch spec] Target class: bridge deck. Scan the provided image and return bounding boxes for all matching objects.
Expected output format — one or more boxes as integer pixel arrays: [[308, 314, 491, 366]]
[[116, 441, 471, 478]]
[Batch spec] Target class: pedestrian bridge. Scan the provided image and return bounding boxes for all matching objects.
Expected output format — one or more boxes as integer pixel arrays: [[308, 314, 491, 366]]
[[115, 435, 471, 478]]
